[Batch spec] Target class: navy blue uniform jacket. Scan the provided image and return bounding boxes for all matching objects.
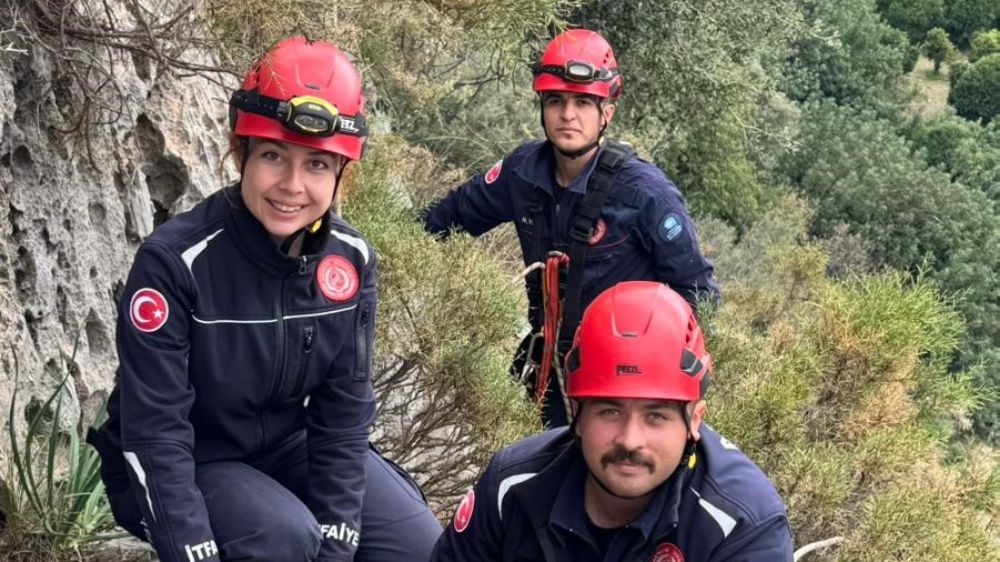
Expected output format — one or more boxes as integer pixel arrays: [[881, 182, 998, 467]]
[[432, 427, 793, 562], [92, 186, 376, 562], [423, 140, 719, 327]]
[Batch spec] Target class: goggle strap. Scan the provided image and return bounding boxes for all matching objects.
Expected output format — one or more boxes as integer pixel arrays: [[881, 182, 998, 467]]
[[230, 90, 369, 138]]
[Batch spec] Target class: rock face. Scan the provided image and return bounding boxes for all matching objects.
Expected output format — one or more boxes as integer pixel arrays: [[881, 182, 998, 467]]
[[0, 2, 235, 441]]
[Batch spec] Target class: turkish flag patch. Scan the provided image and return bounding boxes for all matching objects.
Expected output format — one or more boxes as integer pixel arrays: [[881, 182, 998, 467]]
[[316, 255, 359, 302], [453, 489, 475, 533], [652, 542, 684, 562], [484, 159, 503, 185], [129, 288, 169, 333]]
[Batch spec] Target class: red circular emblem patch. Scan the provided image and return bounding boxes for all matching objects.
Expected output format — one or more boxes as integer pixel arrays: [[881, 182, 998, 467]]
[[651, 543, 684, 562], [589, 217, 607, 245], [316, 256, 359, 302], [484, 160, 503, 185], [129, 288, 169, 333], [453, 489, 475, 533]]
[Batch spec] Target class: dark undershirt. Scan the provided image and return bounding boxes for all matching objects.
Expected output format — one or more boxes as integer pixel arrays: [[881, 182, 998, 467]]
[[585, 516, 623, 559], [552, 183, 569, 205]]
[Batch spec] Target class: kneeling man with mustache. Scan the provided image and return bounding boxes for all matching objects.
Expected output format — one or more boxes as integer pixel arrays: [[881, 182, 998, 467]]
[[431, 281, 793, 562]]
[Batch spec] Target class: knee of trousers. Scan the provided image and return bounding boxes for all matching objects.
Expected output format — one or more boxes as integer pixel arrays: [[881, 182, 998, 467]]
[[215, 503, 322, 561], [195, 462, 322, 561]]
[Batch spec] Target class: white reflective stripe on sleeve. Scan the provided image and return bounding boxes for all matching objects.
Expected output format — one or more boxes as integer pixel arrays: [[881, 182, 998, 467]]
[[329, 229, 370, 266], [497, 473, 537, 520], [691, 488, 737, 537], [180, 228, 224, 273], [123, 451, 156, 522]]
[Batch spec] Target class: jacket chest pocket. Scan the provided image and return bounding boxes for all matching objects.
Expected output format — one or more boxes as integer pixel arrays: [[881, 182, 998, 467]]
[[278, 322, 316, 405]]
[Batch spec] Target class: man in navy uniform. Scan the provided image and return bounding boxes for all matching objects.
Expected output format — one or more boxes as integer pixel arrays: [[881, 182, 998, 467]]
[[423, 30, 719, 426], [430, 282, 792, 562]]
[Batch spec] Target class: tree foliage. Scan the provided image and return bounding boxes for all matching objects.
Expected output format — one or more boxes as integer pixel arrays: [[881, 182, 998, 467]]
[[662, 111, 777, 228], [569, 0, 800, 228], [876, 0, 944, 44], [970, 29, 1000, 62], [209, 0, 568, 170], [922, 27, 956, 73], [780, 0, 914, 107], [942, 0, 999, 48], [342, 135, 537, 514], [949, 53, 1000, 123], [778, 102, 1000, 441], [907, 112, 1000, 201]]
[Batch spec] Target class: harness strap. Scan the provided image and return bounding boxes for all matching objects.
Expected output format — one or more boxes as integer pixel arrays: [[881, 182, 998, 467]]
[[557, 139, 635, 355]]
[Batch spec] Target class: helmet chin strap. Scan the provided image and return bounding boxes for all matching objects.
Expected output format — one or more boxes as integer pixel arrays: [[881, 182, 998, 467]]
[[555, 135, 602, 159]]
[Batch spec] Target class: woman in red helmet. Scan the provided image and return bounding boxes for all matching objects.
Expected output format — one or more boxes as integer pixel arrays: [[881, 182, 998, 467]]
[[431, 281, 792, 562], [87, 36, 441, 562], [423, 29, 719, 427]]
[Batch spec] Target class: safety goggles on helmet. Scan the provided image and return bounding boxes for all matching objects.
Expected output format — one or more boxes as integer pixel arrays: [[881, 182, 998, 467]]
[[229, 89, 369, 139], [533, 60, 618, 84]]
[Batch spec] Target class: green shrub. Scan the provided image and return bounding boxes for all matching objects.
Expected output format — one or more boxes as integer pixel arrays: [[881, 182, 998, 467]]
[[943, 0, 999, 48], [922, 27, 957, 73], [970, 29, 1000, 61], [342, 135, 536, 514], [699, 200, 997, 556], [780, 0, 912, 107], [663, 110, 779, 229], [876, 0, 945, 44], [949, 53, 1000, 122], [907, 112, 1000, 201]]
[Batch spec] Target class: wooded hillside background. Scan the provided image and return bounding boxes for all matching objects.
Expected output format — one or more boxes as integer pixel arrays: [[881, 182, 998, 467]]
[[1, 0, 999, 560]]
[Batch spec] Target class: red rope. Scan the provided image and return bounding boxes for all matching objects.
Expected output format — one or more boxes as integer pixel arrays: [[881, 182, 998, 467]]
[[537, 251, 569, 407]]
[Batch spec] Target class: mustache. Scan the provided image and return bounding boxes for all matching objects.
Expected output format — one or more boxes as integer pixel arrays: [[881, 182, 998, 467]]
[[600, 446, 654, 473]]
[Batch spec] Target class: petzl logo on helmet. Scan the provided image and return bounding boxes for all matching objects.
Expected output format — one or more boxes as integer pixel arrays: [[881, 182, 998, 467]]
[[651, 542, 684, 562], [484, 160, 503, 185], [658, 213, 684, 242], [616, 364, 642, 376], [339, 117, 359, 134], [453, 489, 475, 533], [589, 218, 607, 245], [130, 288, 169, 333], [317, 255, 359, 302]]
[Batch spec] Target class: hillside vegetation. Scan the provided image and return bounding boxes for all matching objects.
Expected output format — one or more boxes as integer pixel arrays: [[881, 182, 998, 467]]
[[2, 0, 1000, 560]]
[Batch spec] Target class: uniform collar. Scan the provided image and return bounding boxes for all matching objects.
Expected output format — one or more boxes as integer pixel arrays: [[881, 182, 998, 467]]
[[549, 447, 685, 544], [224, 184, 332, 275], [514, 141, 602, 196]]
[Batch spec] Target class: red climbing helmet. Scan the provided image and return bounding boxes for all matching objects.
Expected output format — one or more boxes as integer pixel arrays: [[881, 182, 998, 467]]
[[533, 29, 622, 100], [566, 281, 711, 401], [229, 36, 368, 161]]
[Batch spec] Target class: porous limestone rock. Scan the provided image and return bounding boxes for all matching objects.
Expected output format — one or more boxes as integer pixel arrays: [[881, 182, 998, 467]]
[[0, 1, 236, 444]]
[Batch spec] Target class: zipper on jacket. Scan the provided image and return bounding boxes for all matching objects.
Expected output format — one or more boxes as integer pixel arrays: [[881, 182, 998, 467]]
[[289, 325, 315, 399], [354, 301, 372, 380], [299, 255, 308, 275], [265, 274, 290, 404]]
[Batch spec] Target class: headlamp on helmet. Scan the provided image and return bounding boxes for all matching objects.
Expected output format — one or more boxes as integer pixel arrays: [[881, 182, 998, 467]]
[[533, 60, 618, 84], [229, 90, 368, 139]]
